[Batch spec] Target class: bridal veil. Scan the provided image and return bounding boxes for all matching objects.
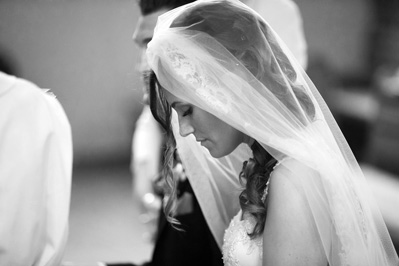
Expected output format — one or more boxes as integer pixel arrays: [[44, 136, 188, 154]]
[[146, 0, 399, 265]]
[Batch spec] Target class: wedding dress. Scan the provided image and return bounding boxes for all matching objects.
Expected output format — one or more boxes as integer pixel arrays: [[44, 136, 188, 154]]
[[223, 209, 263, 266]]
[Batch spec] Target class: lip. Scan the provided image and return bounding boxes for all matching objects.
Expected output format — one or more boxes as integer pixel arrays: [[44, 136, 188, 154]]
[[196, 138, 207, 146], [200, 140, 210, 147]]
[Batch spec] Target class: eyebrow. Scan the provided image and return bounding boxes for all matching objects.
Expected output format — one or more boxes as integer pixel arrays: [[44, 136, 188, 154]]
[[171, 101, 189, 109], [171, 101, 181, 108], [142, 37, 152, 46], [134, 36, 152, 48]]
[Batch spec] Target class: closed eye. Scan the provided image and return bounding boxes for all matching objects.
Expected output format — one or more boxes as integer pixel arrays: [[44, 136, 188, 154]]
[[182, 107, 193, 117], [171, 102, 193, 117]]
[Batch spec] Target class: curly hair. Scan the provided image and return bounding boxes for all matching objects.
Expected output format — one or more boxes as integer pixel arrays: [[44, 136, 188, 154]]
[[238, 141, 276, 238], [149, 1, 315, 236], [148, 71, 180, 227]]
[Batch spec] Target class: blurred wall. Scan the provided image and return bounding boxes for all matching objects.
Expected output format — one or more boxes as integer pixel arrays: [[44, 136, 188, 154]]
[[0, 0, 142, 166], [0, 0, 373, 166], [297, 0, 373, 78]]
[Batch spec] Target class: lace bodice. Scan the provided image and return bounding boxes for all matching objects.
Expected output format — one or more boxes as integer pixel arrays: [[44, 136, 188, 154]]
[[222, 210, 263, 266], [222, 160, 280, 266]]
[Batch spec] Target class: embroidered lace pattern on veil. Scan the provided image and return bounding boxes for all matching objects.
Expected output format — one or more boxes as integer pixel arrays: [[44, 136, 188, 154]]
[[164, 43, 231, 114]]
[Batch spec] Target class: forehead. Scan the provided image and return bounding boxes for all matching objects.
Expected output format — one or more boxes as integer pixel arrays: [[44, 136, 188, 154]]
[[133, 8, 169, 47]]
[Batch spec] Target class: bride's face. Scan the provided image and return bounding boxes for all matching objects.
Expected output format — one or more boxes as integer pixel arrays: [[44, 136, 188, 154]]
[[164, 90, 245, 158]]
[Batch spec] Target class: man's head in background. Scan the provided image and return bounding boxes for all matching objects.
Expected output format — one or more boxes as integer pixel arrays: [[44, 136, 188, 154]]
[[133, 0, 196, 104]]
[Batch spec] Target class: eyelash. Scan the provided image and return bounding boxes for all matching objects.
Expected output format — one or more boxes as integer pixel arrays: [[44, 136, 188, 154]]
[[182, 107, 193, 117]]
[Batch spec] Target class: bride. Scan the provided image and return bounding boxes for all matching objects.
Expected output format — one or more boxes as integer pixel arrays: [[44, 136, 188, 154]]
[[145, 0, 399, 265]]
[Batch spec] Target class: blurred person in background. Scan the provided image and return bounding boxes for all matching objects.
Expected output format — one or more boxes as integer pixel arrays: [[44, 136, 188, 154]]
[[108, 0, 307, 265], [129, 2, 222, 266], [0, 70, 73, 265]]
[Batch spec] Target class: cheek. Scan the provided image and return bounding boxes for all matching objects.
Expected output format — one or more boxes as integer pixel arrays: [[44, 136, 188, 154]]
[[199, 112, 226, 136], [190, 109, 212, 132], [215, 120, 244, 153], [207, 116, 242, 146]]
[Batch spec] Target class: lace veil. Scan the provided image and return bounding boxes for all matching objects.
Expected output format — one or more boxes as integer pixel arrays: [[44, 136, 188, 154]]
[[146, 0, 399, 264]]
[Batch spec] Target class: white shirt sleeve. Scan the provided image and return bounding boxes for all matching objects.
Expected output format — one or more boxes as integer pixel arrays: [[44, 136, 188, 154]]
[[0, 72, 73, 266], [131, 105, 163, 200]]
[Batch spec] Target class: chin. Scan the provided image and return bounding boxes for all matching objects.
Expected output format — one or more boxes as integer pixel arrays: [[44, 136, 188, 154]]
[[210, 152, 224, 158], [209, 143, 242, 158], [204, 141, 237, 158], [208, 148, 229, 159]]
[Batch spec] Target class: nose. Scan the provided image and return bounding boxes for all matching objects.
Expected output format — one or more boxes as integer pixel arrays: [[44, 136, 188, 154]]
[[137, 50, 150, 73], [131, 21, 141, 46], [132, 31, 138, 45], [179, 118, 194, 137]]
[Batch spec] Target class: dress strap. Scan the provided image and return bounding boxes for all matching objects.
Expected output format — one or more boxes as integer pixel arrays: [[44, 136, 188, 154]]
[[261, 179, 270, 202], [261, 158, 286, 202]]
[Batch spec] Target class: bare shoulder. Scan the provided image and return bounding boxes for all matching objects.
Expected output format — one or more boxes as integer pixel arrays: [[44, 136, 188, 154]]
[[263, 158, 326, 266], [268, 158, 316, 201], [266, 158, 312, 225]]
